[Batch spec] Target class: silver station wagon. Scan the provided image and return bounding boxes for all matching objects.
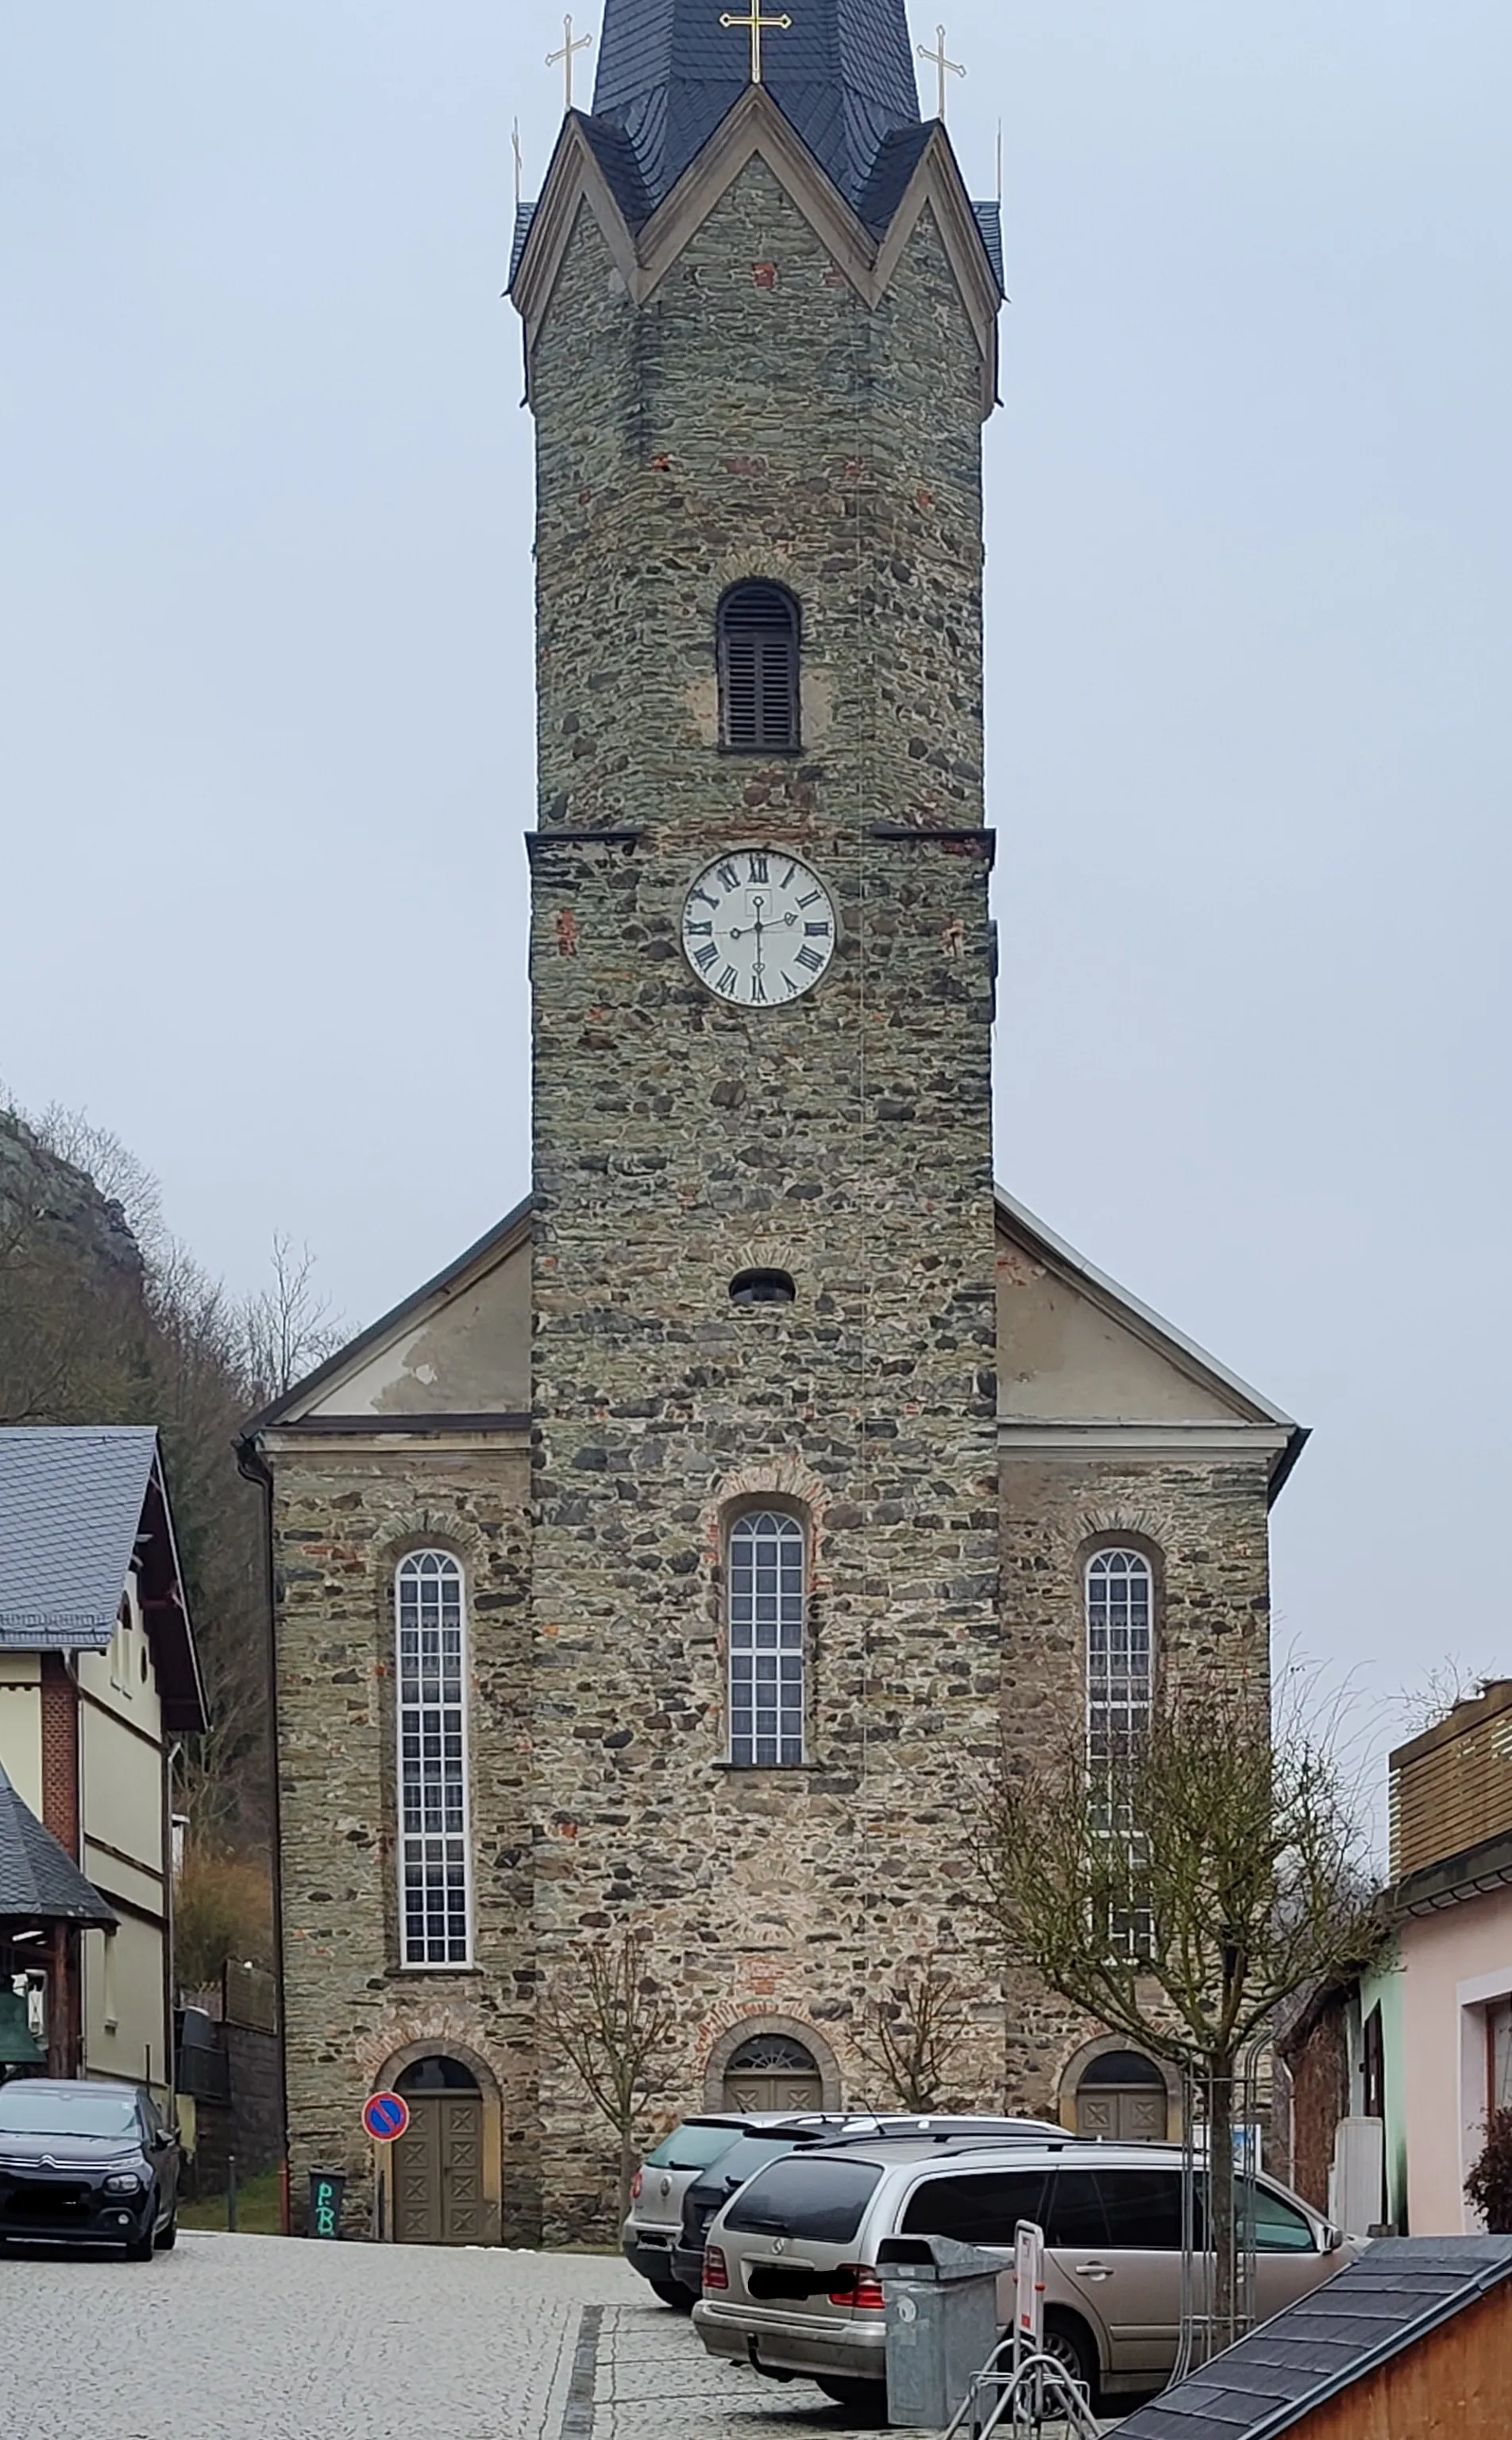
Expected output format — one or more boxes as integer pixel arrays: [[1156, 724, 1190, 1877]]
[[692, 2137, 1356, 2408]]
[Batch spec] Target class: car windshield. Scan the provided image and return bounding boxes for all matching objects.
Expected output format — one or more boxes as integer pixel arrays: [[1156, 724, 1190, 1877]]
[[724, 2154, 884, 2243], [643, 2123, 746, 2174], [0, 2087, 141, 2140]]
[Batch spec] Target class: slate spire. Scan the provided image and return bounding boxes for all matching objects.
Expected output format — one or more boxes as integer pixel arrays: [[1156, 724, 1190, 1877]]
[[590, 0, 922, 217]]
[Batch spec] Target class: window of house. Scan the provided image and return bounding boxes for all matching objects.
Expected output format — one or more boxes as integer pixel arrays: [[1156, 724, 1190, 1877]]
[[396, 1550, 471, 1969], [719, 583, 800, 753], [728, 1510, 805, 1768], [1488, 1998, 1512, 2113], [1087, 1548, 1155, 1956]]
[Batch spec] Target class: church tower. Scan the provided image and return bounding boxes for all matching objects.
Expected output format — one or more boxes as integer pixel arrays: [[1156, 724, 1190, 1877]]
[[247, 0, 1300, 2258], [513, 0, 1009, 2222]]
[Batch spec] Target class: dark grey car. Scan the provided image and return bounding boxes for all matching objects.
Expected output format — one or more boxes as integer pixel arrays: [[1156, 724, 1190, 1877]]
[[0, 2078, 180, 2258]]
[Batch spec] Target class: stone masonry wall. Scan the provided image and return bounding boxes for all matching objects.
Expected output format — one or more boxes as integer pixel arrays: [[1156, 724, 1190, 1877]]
[[528, 165, 1004, 2237], [270, 1444, 538, 2241], [998, 1453, 1275, 2115]]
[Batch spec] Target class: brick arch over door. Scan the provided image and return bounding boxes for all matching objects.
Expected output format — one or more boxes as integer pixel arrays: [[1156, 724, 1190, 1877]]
[[1056, 2032, 1180, 2143], [704, 2016, 843, 2113], [373, 2038, 503, 2246]]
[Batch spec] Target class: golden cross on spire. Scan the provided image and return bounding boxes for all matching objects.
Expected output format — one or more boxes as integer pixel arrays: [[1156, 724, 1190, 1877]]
[[546, 13, 593, 110], [719, 3, 793, 87], [916, 23, 966, 122]]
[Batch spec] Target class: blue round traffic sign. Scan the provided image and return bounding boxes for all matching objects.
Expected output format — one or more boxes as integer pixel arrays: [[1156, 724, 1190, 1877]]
[[363, 2091, 411, 2143]]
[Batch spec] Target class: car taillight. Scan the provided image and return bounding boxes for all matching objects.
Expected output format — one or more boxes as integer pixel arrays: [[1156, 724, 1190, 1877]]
[[704, 2245, 729, 2293], [830, 2264, 886, 2311], [631, 2171, 642, 2203]]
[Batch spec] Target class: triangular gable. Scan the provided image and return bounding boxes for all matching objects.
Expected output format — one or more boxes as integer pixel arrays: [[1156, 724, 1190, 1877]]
[[248, 1199, 531, 1432], [995, 1189, 1303, 1459], [512, 92, 1001, 403]]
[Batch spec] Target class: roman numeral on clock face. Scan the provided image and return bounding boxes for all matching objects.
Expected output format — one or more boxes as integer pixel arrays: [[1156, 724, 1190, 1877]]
[[748, 853, 769, 884], [718, 964, 739, 995], [795, 944, 824, 974], [716, 863, 740, 893]]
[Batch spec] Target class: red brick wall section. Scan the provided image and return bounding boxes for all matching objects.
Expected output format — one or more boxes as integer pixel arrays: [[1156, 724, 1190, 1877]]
[[1287, 1995, 1351, 2214], [39, 1654, 79, 1859]]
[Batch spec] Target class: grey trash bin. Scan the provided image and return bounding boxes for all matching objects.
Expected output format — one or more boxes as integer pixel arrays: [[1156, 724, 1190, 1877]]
[[878, 2233, 1004, 2430]]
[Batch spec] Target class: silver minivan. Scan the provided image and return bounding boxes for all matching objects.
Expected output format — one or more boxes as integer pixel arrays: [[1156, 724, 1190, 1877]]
[[693, 2137, 1355, 2407]]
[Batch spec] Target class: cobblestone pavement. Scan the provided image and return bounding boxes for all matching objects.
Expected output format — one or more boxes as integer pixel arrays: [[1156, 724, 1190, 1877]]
[[4, 2233, 1120, 2439], [592, 2296, 1122, 2440], [5, 2230, 624, 2440], [592, 2293, 896, 2440]]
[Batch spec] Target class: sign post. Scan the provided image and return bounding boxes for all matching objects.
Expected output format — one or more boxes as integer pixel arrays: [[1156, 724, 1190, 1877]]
[[1014, 2218, 1047, 2417], [362, 2090, 411, 2246]]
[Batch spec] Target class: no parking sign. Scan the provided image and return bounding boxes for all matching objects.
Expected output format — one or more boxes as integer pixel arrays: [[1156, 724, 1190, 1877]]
[[362, 2091, 411, 2144]]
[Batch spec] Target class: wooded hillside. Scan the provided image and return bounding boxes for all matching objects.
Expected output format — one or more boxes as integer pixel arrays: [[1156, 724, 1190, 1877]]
[[0, 1100, 336, 1932]]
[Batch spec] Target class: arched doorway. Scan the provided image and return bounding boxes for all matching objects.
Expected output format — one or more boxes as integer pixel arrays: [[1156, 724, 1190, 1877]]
[[392, 2055, 486, 2245], [720, 2033, 824, 2114], [1074, 2048, 1169, 2142]]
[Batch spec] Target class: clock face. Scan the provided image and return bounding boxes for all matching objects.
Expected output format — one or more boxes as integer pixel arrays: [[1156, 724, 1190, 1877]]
[[681, 850, 837, 1006]]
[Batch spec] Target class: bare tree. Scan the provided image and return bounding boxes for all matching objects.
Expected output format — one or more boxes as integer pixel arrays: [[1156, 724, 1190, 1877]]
[[544, 1934, 677, 2222], [29, 1102, 167, 1261], [975, 1681, 1381, 2345], [851, 1958, 974, 2113], [237, 1234, 341, 1405]]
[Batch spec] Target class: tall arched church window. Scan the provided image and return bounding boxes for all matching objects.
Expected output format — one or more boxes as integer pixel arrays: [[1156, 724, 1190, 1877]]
[[396, 1550, 472, 1969], [719, 583, 801, 753], [1086, 1548, 1155, 1957], [1086, 1548, 1155, 1772], [728, 1510, 806, 1768]]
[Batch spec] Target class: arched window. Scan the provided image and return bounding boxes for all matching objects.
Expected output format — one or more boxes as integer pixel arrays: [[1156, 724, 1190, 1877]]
[[1087, 1549, 1155, 1958], [719, 583, 800, 753], [730, 1268, 796, 1307], [728, 1510, 806, 1768], [1086, 1548, 1154, 1776], [396, 1550, 471, 1969]]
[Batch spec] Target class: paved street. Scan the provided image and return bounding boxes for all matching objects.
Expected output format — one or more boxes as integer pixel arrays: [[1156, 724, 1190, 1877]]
[[2, 2233, 894, 2440], [2, 2231, 1113, 2439]]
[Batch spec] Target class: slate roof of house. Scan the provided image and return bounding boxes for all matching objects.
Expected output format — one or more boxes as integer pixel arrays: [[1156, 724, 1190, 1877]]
[[0, 1427, 161, 1647], [0, 1427, 206, 1731], [0, 1761, 117, 1927], [592, 0, 920, 219], [1112, 2239, 1512, 2440]]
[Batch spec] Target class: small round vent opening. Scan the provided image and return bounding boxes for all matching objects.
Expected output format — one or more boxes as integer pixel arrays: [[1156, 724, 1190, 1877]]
[[730, 1268, 796, 1307]]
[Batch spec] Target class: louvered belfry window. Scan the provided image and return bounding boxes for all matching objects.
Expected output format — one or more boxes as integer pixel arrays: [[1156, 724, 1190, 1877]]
[[719, 583, 801, 753]]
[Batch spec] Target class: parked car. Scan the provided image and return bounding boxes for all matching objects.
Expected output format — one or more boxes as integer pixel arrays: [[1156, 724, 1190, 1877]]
[[623, 2113, 835, 2303], [0, 2078, 180, 2260], [693, 2137, 1356, 2410], [673, 2117, 1067, 2299]]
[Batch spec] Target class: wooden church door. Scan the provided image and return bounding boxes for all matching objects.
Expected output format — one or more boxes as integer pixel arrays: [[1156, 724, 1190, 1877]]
[[721, 2033, 824, 2114], [392, 2056, 485, 2245]]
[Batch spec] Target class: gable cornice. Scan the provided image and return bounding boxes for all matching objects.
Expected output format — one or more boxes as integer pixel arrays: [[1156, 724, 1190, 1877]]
[[239, 1195, 533, 1438], [513, 91, 1001, 411]]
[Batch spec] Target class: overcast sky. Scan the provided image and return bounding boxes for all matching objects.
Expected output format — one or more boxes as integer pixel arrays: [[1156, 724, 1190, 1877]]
[[3, 3, 1507, 1835]]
